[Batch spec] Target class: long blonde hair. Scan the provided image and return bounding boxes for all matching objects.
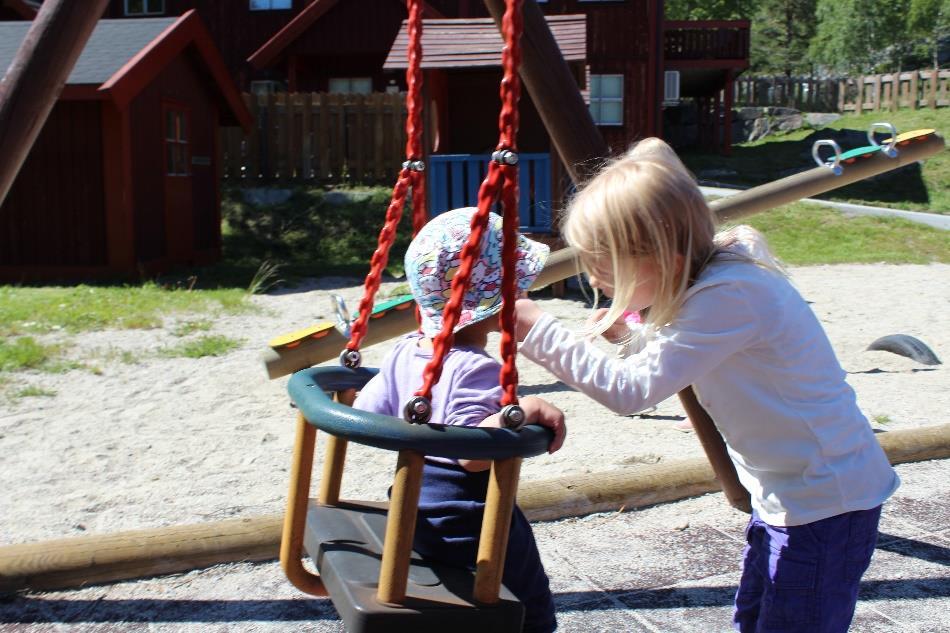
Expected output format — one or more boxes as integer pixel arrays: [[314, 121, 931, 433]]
[[563, 138, 717, 333]]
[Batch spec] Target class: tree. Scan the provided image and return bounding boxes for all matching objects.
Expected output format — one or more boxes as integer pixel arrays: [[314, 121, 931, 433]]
[[809, 0, 912, 74], [907, 0, 950, 68], [664, 0, 756, 20], [749, 0, 818, 76]]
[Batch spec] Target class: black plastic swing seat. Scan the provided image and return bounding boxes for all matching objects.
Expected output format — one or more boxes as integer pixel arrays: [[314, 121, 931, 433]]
[[304, 499, 524, 632], [287, 365, 555, 632]]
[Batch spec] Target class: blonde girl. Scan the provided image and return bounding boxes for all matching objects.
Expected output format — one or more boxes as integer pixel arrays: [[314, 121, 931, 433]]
[[514, 138, 898, 633]]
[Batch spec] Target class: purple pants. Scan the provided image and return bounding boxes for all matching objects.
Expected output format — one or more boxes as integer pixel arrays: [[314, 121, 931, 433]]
[[733, 505, 881, 633]]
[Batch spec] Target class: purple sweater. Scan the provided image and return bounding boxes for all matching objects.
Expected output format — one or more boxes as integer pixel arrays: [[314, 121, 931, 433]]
[[353, 334, 503, 462]]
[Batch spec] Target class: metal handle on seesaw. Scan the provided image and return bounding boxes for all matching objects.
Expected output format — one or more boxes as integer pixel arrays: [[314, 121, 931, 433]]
[[812, 139, 843, 175], [867, 122, 899, 158]]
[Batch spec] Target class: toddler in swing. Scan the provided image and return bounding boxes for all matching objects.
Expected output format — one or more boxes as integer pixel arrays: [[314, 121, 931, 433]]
[[354, 207, 565, 633], [513, 138, 899, 633]]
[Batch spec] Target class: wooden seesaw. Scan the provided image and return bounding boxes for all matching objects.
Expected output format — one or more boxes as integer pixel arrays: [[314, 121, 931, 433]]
[[262, 127, 946, 379], [1, 128, 946, 597]]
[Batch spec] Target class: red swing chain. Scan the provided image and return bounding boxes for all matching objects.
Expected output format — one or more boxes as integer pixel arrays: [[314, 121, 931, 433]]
[[406, 0, 524, 426], [342, 0, 427, 366]]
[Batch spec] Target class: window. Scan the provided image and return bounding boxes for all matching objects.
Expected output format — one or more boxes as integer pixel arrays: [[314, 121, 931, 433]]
[[663, 70, 680, 105], [164, 107, 189, 176], [328, 77, 373, 94], [589, 74, 623, 126], [124, 0, 164, 16], [250, 0, 292, 10]]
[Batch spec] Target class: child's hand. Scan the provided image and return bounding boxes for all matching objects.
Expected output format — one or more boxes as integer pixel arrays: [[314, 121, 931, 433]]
[[514, 298, 545, 341], [519, 395, 567, 453], [585, 308, 632, 344]]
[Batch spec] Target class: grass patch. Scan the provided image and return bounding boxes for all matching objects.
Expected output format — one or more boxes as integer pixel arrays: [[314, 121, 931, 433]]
[[741, 203, 950, 265], [170, 320, 213, 337], [13, 386, 56, 399], [161, 335, 243, 359], [872, 414, 893, 426], [682, 108, 950, 213], [215, 185, 411, 286], [0, 284, 252, 337], [0, 337, 59, 372]]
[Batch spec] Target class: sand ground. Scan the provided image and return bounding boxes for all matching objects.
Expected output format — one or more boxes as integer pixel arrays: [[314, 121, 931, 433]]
[[0, 263, 947, 631]]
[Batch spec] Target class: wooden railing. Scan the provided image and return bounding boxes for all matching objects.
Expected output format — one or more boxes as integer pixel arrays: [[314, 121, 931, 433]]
[[733, 70, 949, 113], [664, 20, 750, 62], [219, 92, 407, 183]]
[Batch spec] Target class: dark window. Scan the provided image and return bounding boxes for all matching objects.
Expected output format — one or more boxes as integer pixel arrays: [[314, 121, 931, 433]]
[[125, 0, 165, 16], [164, 108, 189, 176]]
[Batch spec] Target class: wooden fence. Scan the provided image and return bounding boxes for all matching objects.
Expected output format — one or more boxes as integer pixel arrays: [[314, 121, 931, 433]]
[[733, 69, 949, 113], [220, 92, 407, 183]]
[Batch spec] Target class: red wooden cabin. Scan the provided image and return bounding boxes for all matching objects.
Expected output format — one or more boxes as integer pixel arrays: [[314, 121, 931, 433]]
[[0, 11, 252, 282], [0, 0, 36, 20]]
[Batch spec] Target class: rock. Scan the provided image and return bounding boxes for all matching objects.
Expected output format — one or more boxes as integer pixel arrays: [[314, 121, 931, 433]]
[[748, 117, 772, 142], [324, 190, 373, 205], [805, 112, 842, 128], [242, 187, 293, 206], [775, 114, 804, 132]]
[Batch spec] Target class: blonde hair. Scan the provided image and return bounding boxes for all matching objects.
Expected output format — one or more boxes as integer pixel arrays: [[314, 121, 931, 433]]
[[563, 138, 718, 333]]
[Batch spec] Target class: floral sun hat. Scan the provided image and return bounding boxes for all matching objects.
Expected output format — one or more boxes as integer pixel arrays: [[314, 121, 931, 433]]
[[405, 207, 550, 338]]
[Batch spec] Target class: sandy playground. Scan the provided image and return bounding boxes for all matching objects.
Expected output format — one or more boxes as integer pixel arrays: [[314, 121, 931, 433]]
[[0, 262, 948, 630]]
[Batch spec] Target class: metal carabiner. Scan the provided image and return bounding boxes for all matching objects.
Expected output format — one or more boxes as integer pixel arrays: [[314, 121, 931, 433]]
[[811, 139, 843, 175], [867, 122, 899, 158]]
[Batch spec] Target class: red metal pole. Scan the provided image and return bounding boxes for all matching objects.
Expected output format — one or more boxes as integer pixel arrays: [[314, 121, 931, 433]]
[[0, 0, 110, 207]]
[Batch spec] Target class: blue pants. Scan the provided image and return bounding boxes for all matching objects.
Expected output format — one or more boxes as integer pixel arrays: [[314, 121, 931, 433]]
[[733, 506, 881, 632], [412, 460, 557, 633]]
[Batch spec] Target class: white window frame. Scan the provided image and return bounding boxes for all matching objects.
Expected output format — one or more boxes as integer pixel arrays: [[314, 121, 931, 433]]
[[328, 77, 373, 94], [589, 74, 624, 126], [249, 0, 293, 10], [124, 0, 165, 16]]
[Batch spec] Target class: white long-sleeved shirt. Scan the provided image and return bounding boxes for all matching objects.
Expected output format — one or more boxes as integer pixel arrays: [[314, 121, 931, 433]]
[[520, 238, 899, 526]]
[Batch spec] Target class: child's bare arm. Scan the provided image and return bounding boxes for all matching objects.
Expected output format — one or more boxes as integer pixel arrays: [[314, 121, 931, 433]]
[[458, 396, 567, 472]]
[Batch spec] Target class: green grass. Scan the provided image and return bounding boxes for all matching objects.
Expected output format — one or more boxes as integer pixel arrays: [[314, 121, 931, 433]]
[[0, 337, 56, 371], [160, 335, 243, 359], [170, 319, 213, 337], [0, 284, 252, 337], [13, 386, 56, 399], [216, 185, 410, 286], [682, 108, 950, 213], [742, 202, 950, 265]]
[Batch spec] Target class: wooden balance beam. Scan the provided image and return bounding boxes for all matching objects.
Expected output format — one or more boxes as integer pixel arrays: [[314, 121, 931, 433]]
[[2, 423, 948, 595]]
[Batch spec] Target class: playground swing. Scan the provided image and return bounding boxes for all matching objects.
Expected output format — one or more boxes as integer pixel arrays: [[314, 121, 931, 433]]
[[279, 1, 551, 631]]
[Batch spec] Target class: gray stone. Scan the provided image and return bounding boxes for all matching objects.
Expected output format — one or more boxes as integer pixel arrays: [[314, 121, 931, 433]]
[[735, 107, 766, 121], [242, 187, 293, 206], [775, 113, 804, 132], [805, 112, 842, 127], [325, 190, 373, 205], [747, 117, 772, 142]]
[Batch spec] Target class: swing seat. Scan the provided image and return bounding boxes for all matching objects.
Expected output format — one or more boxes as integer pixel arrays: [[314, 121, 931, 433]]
[[285, 365, 554, 633], [304, 500, 523, 632]]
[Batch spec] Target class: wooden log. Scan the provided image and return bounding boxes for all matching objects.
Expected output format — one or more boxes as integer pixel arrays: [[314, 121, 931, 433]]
[[3, 424, 945, 595], [482, 0, 608, 184], [0, 0, 111, 206]]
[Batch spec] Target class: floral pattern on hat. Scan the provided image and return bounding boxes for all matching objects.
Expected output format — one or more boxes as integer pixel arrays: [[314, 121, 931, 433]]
[[405, 207, 549, 338]]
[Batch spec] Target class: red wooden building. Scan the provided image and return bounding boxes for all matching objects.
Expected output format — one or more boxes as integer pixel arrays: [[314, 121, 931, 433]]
[[0, 0, 36, 20], [0, 11, 252, 281]]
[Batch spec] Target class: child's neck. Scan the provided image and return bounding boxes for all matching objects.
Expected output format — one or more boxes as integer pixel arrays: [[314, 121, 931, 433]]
[[420, 319, 494, 351]]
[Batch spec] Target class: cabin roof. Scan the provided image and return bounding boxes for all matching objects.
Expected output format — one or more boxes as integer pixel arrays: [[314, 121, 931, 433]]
[[382, 14, 586, 70]]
